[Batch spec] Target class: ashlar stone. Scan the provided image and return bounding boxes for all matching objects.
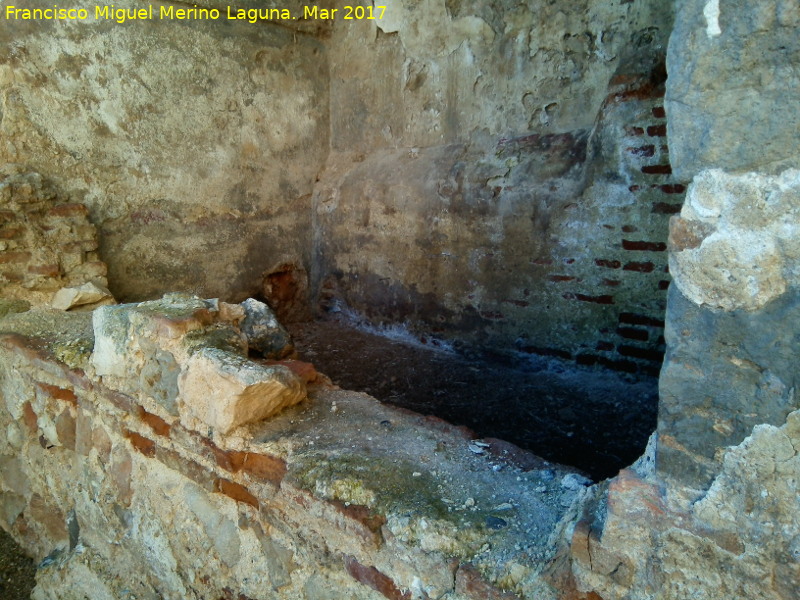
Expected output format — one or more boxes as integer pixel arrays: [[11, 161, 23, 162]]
[[178, 347, 305, 434]]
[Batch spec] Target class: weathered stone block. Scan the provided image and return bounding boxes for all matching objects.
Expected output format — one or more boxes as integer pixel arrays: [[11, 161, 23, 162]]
[[178, 348, 305, 434], [240, 298, 294, 359], [666, 0, 800, 178], [669, 170, 800, 312], [51, 282, 115, 312]]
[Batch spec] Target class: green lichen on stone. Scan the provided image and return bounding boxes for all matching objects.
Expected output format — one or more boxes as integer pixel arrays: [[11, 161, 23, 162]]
[[133, 294, 212, 319], [0, 299, 31, 320], [52, 336, 94, 369], [182, 324, 246, 356], [0, 309, 94, 369], [291, 452, 453, 522]]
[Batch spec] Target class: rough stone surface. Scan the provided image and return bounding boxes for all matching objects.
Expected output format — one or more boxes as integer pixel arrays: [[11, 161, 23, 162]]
[[91, 294, 304, 428], [240, 297, 294, 359], [658, 170, 800, 489], [571, 412, 800, 600], [669, 169, 800, 312], [313, 0, 678, 372], [0, 315, 590, 600], [666, 0, 800, 179], [51, 282, 115, 312], [0, 166, 108, 306], [178, 348, 305, 434], [0, 1, 328, 302]]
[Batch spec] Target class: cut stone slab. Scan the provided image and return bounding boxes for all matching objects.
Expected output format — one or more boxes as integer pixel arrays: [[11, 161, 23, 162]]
[[51, 282, 115, 311], [178, 347, 306, 434]]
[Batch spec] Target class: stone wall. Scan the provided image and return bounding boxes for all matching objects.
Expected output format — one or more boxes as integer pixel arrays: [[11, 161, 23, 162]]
[[567, 1, 800, 597], [312, 0, 679, 372], [0, 0, 329, 302], [0, 296, 590, 599], [0, 166, 108, 306]]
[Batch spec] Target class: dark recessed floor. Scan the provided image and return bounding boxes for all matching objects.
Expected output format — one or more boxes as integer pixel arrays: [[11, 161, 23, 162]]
[[289, 318, 659, 482], [0, 527, 36, 600]]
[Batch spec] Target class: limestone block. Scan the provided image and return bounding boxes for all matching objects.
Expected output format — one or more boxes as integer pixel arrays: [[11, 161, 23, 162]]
[[178, 348, 305, 434], [240, 298, 294, 359], [669, 169, 800, 311], [51, 282, 115, 311], [92, 296, 218, 379], [666, 0, 800, 178]]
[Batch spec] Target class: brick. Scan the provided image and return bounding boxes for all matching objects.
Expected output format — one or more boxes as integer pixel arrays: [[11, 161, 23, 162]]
[[619, 312, 664, 328], [208, 441, 287, 485], [124, 430, 156, 458], [607, 83, 664, 103], [0, 271, 23, 282], [331, 501, 387, 536], [626, 145, 655, 157], [658, 183, 685, 194], [622, 240, 667, 252], [647, 124, 667, 137], [641, 164, 672, 175], [480, 311, 505, 320], [576, 353, 598, 366], [629, 185, 641, 192], [652, 106, 666, 118], [601, 278, 620, 287], [564, 293, 614, 305], [652, 202, 682, 215], [502, 299, 530, 307], [36, 383, 77, 406], [594, 259, 621, 269], [240, 453, 287, 484], [617, 345, 664, 362], [0, 227, 22, 239], [215, 478, 259, 509], [596, 356, 640, 373], [621, 225, 638, 233], [623, 261, 655, 273], [47, 203, 88, 217], [617, 327, 649, 341], [0, 251, 31, 264], [658, 280, 670, 290], [27, 263, 60, 277], [549, 275, 576, 282], [137, 407, 171, 437], [624, 126, 644, 136], [344, 556, 411, 600], [0, 210, 15, 223], [596, 341, 614, 351]]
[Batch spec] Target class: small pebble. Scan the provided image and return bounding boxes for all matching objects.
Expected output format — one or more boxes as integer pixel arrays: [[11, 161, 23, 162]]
[[485, 516, 508, 530]]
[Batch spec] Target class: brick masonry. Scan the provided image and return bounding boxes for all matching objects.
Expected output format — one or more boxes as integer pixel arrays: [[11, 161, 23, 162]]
[[0, 168, 108, 305], [0, 313, 589, 599]]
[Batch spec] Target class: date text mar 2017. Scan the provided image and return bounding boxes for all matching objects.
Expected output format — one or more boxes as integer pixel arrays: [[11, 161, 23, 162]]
[[303, 5, 387, 20]]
